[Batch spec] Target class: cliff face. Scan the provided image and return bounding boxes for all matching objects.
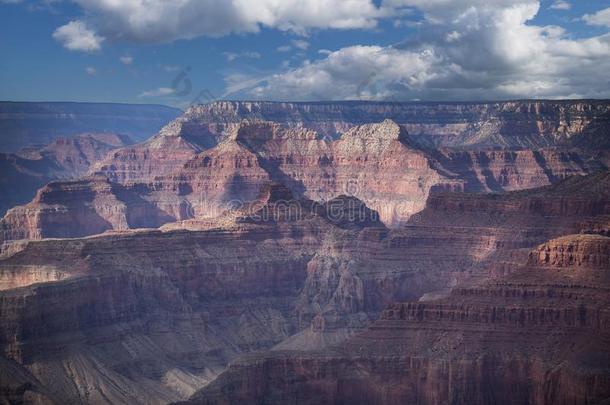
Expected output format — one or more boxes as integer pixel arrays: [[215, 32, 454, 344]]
[[0, 177, 173, 242], [41, 120, 463, 233], [0, 133, 131, 217], [0, 100, 609, 405], [0, 189, 394, 403], [437, 148, 606, 192], [187, 234, 610, 405], [167, 100, 610, 148], [1, 173, 609, 404]]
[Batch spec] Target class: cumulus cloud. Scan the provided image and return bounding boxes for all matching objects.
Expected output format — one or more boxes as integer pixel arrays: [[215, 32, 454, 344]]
[[85, 66, 97, 75], [52, 20, 104, 52], [583, 7, 610, 28], [54, 0, 384, 50], [250, 1, 610, 100]]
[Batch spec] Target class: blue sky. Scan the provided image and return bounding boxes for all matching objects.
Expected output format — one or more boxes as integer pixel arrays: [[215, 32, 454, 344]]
[[0, 0, 609, 107]]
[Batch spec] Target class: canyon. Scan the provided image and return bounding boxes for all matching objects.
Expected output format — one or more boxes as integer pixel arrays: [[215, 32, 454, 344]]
[[0, 100, 609, 404], [0, 133, 132, 216], [189, 233, 610, 405]]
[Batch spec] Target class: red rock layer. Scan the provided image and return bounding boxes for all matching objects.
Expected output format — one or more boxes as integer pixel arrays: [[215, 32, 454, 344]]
[[187, 234, 610, 405], [1, 174, 609, 404], [0, 133, 130, 216], [165, 100, 610, 149], [438, 148, 605, 192], [0, 177, 172, 243]]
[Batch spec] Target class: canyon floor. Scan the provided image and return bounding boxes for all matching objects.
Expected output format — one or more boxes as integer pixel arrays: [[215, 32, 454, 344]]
[[0, 100, 609, 405]]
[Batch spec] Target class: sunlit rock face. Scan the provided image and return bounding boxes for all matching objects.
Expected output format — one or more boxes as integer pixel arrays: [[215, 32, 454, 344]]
[[1, 171, 609, 404], [186, 234, 610, 405], [0, 100, 609, 405], [0, 133, 132, 217]]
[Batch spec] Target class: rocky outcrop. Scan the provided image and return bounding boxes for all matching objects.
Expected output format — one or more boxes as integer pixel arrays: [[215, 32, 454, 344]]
[[86, 100, 610, 230], [0, 177, 172, 244], [0, 133, 132, 217], [0, 189, 390, 404], [163, 100, 610, 148], [0, 101, 180, 152], [186, 234, 610, 405], [1, 172, 609, 404], [60, 120, 463, 229], [437, 148, 606, 192]]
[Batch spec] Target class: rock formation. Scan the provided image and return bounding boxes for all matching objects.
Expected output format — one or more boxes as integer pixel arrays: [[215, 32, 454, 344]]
[[162, 100, 610, 148], [185, 233, 610, 405], [0, 100, 609, 405], [0, 133, 131, 216], [1, 172, 609, 404]]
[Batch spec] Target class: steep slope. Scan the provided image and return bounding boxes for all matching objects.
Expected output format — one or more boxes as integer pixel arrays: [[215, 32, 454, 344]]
[[186, 233, 610, 405], [0, 177, 172, 244], [0, 102, 181, 152], [164, 100, 610, 148], [0, 187, 387, 404], [0, 133, 131, 216], [1, 173, 609, 404], [437, 148, 606, 192], [35, 120, 462, 235]]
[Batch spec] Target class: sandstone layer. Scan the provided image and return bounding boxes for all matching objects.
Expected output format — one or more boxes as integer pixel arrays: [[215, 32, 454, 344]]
[[186, 233, 610, 405], [0, 133, 131, 217], [1, 172, 609, 404], [10, 114, 605, 246], [155, 100, 609, 149]]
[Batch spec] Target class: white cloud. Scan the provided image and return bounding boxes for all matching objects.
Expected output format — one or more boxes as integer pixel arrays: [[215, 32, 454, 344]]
[[583, 7, 610, 28], [292, 39, 310, 50], [549, 1, 570, 10], [277, 40, 310, 53], [120, 55, 133, 65], [52, 20, 104, 52], [223, 51, 261, 61], [56, 0, 385, 49], [250, 1, 610, 100], [138, 87, 176, 97], [85, 66, 97, 75]]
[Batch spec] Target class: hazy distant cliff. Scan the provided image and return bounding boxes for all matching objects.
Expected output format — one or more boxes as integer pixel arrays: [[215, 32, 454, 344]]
[[0, 102, 181, 152]]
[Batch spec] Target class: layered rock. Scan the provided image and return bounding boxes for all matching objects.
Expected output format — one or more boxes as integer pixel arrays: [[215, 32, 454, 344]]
[[187, 234, 610, 405], [0, 177, 172, 245], [1, 172, 610, 404], [0, 188, 393, 404], [437, 148, 606, 192], [91, 119, 462, 227], [91, 133, 203, 184], [0, 133, 131, 216], [164, 100, 610, 148]]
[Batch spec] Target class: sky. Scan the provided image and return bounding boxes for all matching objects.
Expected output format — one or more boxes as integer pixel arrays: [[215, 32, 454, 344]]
[[0, 0, 609, 108]]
